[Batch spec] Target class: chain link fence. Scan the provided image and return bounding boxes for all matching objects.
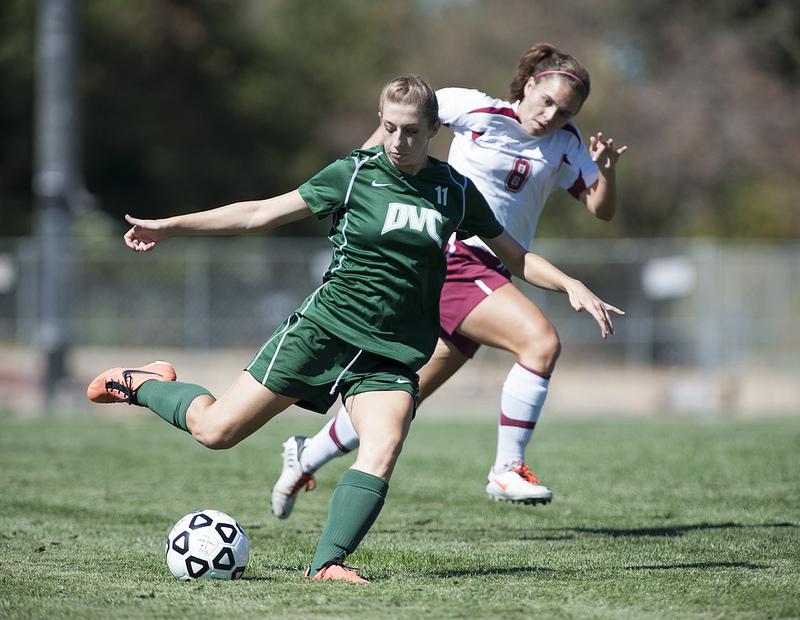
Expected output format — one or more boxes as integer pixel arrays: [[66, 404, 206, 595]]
[[1, 236, 799, 371]]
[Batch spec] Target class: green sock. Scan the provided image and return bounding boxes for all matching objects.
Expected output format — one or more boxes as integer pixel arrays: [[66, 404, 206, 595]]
[[135, 380, 212, 432], [309, 468, 389, 575]]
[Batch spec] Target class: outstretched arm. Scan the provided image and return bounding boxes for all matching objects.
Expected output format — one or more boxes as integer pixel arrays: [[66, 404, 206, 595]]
[[123, 190, 312, 252], [482, 231, 624, 338], [582, 131, 629, 221]]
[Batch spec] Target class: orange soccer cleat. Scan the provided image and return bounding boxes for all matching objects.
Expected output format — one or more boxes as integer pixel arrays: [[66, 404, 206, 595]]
[[86, 361, 176, 404], [305, 563, 369, 584]]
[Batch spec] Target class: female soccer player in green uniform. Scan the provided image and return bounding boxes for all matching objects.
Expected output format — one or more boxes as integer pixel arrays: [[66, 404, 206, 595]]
[[87, 74, 622, 583]]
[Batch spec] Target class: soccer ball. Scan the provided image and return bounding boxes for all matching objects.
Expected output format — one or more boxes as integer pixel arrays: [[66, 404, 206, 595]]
[[165, 509, 249, 580]]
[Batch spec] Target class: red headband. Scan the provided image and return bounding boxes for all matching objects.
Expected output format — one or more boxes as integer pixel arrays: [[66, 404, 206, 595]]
[[532, 70, 585, 87]]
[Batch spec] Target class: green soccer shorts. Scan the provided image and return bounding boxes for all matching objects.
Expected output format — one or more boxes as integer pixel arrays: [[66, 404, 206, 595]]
[[246, 313, 419, 414]]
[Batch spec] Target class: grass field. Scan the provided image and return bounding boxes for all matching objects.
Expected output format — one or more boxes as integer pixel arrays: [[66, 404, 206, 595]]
[[1, 412, 798, 619]]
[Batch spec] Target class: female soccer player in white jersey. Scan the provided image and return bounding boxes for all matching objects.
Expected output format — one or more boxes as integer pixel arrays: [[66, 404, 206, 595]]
[[271, 43, 628, 518], [86, 75, 621, 582]]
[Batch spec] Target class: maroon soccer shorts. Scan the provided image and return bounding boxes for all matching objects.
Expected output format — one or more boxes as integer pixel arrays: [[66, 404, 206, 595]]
[[439, 240, 512, 358]]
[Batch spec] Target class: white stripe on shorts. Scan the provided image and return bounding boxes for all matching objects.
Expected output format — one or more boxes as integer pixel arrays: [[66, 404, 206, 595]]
[[246, 314, 296, 373], [260, 315, 304, 386], [474, 278, 493, 296], [329, 348, 364, 395]]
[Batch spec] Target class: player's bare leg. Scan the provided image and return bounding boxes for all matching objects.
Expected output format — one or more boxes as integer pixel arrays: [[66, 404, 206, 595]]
[[417, 338, 471, 402], [88, 363, 298, 449], [271, 338, 468, 519], [306, 391, 414, 582], [346, 390, 414, 480], [459, 283, 560, 374], [458, 284, 559, 504], [184, 372, 297, 449]]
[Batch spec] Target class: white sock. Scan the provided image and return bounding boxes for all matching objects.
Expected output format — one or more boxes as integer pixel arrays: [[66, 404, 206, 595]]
[[493, 363, 550, 473], [299, 405, 360, 473]]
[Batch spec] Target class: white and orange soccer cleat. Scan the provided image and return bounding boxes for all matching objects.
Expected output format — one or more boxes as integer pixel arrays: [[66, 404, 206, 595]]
[[304, 563, 368, 584], [486, 462, 553, 504], [86, 361, 176, 404], [271, 436, 315, 519]]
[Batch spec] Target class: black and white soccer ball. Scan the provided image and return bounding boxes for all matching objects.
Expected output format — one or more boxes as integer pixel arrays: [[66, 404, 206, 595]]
[[165, 509, 249, 580]]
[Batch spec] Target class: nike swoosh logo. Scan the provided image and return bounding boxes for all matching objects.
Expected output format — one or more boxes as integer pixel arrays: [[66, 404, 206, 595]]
[[122, 369, 163, 377], [395, 378, 412, 384], [371, 180, 392, 188], [491, 476, 509, 491]]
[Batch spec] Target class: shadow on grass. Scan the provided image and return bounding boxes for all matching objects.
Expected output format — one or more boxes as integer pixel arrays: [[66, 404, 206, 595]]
[[241, 561, 766, 581], [371, 522, 796, 546], [370, 528, 575, 542], [244, 566, 556, 581], [624, 561, 769, 570], [547, 521, 796, 538], [429, 565, 556, 578]]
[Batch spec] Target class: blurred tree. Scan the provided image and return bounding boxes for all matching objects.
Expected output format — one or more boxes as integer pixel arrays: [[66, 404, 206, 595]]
[[1, 0, 798, 238], [80, 0, 412, 236], [0, 0, 35, 234], [607, 0, 800, 237]]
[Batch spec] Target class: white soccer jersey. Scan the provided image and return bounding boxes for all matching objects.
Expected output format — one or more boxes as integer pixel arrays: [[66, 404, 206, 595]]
[[437, 87, 599, 253]]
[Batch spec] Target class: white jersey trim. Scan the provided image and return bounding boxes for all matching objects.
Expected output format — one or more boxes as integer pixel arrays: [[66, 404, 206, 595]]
[[439, 161, 468, 229], [329, 348, 364, 395], [254, 313, 304, 385], [300, 153, 379, 314]]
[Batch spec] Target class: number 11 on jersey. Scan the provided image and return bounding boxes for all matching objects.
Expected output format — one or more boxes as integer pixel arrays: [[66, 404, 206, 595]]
[[435, 185, 449, 206]]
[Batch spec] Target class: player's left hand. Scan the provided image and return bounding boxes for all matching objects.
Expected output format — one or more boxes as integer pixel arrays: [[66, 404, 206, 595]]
[[589, 132, 628, 172], [564, 279, 625, 339]]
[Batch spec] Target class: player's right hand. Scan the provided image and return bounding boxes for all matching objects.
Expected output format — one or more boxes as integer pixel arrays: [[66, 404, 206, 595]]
[[123, 214, 168, 252]]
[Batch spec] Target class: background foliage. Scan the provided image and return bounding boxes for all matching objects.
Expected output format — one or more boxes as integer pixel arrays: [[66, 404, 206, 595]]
[[2, 0, 799, 238]]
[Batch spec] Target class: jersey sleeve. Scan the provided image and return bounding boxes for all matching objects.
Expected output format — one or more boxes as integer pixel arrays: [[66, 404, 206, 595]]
[[437, 88, 494, 129], [457, 178, 504, 239], [558, 124, 600, 200], [298, 157, 354, 219]]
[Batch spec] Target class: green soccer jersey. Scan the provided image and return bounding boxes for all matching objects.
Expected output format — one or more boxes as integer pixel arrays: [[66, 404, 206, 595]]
[[297, 146, 503, 370]]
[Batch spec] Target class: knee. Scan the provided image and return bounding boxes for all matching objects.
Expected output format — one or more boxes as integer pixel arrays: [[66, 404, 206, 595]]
[[543, 325, 562, 361], [185, 398, 242, 450], [357, 434, 405, 476], [368, 434, 405, 464], [191, 423, 240, 450], [518, 321, 561, 366]]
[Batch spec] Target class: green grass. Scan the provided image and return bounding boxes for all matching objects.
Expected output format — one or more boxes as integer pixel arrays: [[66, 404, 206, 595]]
[[0, 413, 798, 619]]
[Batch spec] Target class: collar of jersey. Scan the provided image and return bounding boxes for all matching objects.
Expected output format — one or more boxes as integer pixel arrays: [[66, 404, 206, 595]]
[[373, 148, 448, 182]]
